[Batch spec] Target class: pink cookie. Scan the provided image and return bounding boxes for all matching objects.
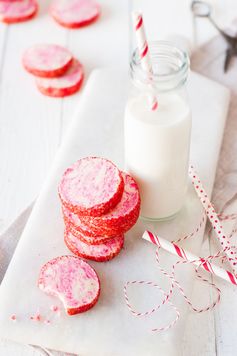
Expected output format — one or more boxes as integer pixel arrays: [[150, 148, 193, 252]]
[[38, 255, 100, 315], [64, 229, 124, 262], [0, 0, 38, 24], [58, 157, 124, 217], [63, 208, 115, 244], [36, 58, 84, 97], [67, 222, 119, 245], [23, 44, 73, 78], [50, 0, 100, 29], [79, 172, 141, 236]]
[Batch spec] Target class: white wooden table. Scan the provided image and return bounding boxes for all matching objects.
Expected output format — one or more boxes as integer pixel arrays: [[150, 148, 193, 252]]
[[1, 0, 237, 355]]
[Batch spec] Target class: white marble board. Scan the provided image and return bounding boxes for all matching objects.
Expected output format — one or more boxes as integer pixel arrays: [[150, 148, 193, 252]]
[[0, 69, 230, 355]]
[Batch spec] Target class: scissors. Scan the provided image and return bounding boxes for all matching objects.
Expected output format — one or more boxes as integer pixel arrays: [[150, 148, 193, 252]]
[[191, 0, 237, 72]]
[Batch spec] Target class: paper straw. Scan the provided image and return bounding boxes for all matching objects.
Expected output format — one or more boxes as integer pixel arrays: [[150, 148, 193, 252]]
[[132, 11, 158, 111], [143, 230, 237, 286], [189, 165, 237, 274]]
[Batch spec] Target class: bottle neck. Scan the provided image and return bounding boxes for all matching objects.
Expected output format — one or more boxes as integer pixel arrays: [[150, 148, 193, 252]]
[[130, 41, 190, 94]]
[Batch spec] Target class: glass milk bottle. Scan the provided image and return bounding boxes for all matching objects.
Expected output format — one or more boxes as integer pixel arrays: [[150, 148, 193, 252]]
[[124, 41, 192, 220]]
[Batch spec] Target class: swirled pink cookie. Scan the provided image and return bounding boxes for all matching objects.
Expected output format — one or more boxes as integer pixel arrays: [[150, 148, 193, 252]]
[[22, 44, 73, 78], [63, 208, 114, 244], [66, 223, 119, 245], [38, 255, 100, 315], [79, 172, 141, 236], [50, 0, 100, 29], [0, 0, 38, 24], [36, 58, 84, 97], [64, 230, 124, 262], [58, 157, 124, 217]]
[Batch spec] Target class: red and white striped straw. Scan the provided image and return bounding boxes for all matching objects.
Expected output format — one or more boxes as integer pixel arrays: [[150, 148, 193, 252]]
[[189, 165, 237, 274], [132, 11, 158, 111], [143, 231, 237, 286]]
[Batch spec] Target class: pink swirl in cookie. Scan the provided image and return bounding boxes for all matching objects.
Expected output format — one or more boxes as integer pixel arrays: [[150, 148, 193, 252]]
[[64, 229, 124, 262], [63, 206, 115, 243], [58, 157, 124, 217], [36, 58, 84, 97], [78, 172, 141, 236], [38, 255, 100, 315], [22, 44, 73, 78], [0, 0, 38, 24]]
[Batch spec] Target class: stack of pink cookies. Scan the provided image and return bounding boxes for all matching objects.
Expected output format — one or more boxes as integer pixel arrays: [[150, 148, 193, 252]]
[[22, 44, 84, 97], [58, 157, 141, 262]]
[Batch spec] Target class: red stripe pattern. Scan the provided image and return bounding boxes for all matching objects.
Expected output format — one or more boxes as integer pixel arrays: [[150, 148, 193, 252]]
[[151, 101, 158, 111], [174, 244, 185, 259], [147, 230, 160, 247], [135, 15, 143, 30], [132, 11, 158, 111], [200, 258, 211, 272], [227, 270, 237, 285], [140, 42, 148, 59]]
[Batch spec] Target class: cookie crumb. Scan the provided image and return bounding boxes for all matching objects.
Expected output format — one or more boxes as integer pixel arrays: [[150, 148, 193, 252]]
[[30, 313, 41, 321], [50, 305, 59, 312]]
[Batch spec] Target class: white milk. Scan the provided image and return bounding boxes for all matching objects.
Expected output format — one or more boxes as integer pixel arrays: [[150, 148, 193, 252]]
[[124, 93, 192, 219]]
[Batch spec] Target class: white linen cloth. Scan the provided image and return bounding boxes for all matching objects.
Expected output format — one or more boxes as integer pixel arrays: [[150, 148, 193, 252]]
[[192, 35, 237, 213]]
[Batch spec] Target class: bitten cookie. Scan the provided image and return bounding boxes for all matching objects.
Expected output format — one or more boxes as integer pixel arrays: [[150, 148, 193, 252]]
[[38, 255, 100, 315]]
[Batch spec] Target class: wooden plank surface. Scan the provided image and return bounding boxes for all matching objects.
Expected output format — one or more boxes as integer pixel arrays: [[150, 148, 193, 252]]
[[0, 0, 67, 233], [0, 0, 129, 234]]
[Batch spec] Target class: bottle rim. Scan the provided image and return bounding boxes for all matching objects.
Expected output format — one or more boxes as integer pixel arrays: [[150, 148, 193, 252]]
[[130, 41, 190, 92]]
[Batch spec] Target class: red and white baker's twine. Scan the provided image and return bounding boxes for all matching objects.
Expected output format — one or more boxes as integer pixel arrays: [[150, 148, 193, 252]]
[[132, 11, 158, 111], [124, 165, 237, 333]]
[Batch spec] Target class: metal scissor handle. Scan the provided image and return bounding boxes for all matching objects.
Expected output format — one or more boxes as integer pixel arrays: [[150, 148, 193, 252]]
[[191, 0, 237, 72], [191, 1, 236, 43], [191, 0, 211, 17]]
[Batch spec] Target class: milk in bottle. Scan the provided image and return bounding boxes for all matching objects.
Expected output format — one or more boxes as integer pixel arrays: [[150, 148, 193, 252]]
[[124, 42, 192, 220]]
